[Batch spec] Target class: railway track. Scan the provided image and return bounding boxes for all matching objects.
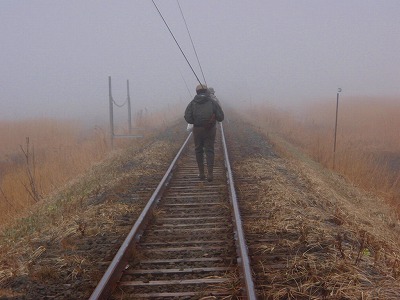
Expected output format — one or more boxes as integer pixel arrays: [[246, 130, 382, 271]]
[[90, 124, 256, 299]]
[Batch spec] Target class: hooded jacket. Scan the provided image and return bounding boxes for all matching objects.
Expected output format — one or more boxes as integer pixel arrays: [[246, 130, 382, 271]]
[[184, 93, 224, 127]]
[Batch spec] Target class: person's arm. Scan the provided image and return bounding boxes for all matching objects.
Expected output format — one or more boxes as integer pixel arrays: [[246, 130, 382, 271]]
[[184, 102, 194, 124], [214, 102, 224, 122]]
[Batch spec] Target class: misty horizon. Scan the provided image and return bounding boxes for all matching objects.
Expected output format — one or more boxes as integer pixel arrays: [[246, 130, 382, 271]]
[[1, 1, 399, 123]]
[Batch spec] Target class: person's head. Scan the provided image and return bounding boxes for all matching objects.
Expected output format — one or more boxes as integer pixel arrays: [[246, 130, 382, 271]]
[[196, 83, 208, 95], [208, 87, 215, 95]]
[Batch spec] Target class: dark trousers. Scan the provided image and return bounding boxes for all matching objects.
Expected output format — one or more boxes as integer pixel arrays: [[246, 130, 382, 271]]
[[193, 125, 217, 176]]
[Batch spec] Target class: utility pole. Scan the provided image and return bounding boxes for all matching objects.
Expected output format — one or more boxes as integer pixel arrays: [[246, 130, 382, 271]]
[[333, 88, 342, 169], [107, 77, 143, 145], [109, 76, 114, 148], [127, 80, 132, 134]]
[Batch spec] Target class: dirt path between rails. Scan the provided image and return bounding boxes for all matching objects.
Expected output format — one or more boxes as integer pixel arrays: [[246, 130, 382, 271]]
[[0, 115, 399, 299]]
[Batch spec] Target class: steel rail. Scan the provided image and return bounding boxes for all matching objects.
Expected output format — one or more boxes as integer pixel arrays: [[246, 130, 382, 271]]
[[89, 132, 192, 300], [220, 123, 257, 299]]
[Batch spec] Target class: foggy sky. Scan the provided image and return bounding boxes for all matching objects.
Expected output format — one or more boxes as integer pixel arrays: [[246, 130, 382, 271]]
[[1, 0, 399, 122]]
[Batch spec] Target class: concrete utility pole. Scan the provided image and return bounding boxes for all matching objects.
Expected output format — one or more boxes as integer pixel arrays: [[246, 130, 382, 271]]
[[333, 88, 342, 169]]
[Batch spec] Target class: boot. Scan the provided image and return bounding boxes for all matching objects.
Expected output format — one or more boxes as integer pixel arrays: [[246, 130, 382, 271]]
[[207, 166, 213, 182], [196, 153, 205, 180], [198, 171, 205, 180], [205, 151, 214, 182]]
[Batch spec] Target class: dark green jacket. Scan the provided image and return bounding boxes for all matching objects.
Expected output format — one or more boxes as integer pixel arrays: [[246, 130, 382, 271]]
[[184, 94, 224, 127]]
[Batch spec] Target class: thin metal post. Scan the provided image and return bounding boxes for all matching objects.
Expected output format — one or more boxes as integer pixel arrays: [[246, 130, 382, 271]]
[[109, 76, 114, 148], [333, 88, 341, 169], [127, 80, 132, 134]]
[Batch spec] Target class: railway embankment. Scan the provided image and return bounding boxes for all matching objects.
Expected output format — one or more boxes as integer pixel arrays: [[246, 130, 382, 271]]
[[0, 115, 399, 299]]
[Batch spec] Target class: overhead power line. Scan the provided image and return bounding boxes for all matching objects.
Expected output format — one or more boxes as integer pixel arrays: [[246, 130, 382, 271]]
[[177, 0, 207, 86], [151, 0, 203, 86], [179, 70, 193, 98]]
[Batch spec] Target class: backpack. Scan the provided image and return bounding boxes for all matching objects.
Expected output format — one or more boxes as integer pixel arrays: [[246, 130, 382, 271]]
[[192, 98, 216, 129]]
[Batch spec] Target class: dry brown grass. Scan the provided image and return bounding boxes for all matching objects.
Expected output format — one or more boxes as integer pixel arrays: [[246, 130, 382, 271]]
[[223, 114, 400, 298], [239, 97, 400, 215], [235, 152, 400, 298], [0, 104, 182, 227], [0, 120, 186, 298], [0, 119, 111, 226]]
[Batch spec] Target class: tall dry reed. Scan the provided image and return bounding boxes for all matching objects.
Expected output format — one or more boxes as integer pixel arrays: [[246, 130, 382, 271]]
[[0, 119, 110, 225], [0, 104, 183, 226], [240, 97, 400, 214]]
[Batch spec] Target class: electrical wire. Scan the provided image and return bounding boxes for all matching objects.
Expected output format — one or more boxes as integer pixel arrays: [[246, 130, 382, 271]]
[[112, 97, 128, 108], [151, 0, 203, 86], [177, 0, 207, 86], [180, 70, 193, 98]]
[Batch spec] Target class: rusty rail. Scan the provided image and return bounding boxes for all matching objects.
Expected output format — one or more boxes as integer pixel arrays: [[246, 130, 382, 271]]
[[90, 123, 257, 298], [221, 123, 257, 299], [89, 133, 192, 300]]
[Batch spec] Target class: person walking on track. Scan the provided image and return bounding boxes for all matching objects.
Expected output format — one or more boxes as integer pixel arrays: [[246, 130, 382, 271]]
[[208, 87, 220, 104], [184, 84, 224, 182]]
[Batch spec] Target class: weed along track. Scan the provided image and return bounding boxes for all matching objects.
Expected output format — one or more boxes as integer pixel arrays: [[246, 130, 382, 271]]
[[90, 124, 256, 299]]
